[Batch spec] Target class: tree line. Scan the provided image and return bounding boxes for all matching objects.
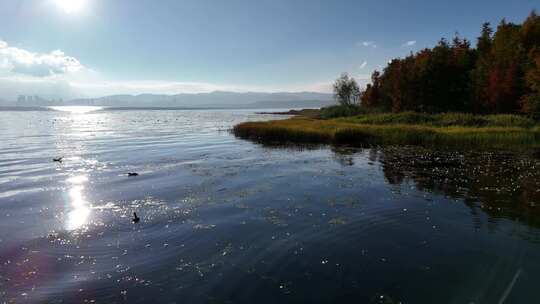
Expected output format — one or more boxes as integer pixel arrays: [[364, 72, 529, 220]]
[[355, 11, 540, 117]]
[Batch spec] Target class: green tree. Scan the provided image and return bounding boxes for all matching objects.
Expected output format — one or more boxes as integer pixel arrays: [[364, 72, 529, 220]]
[[471, 23, 493, 113], [477, 22, 494, 54], [333, 73, 360, 106]]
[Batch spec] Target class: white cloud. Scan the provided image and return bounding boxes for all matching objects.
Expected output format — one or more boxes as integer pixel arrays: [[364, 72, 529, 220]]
[[402, 40, 417, 47], [359, 61, 368, 69], [0, 75, 335, 101], [0, 40, 84, 77], [358, 41, 377, 48], [0, 39, 335, 102]]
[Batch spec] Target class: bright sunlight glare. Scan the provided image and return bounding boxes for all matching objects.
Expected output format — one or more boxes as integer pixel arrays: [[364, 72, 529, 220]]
[[49, 106, 103, 114], [53, 0, 87, 14]]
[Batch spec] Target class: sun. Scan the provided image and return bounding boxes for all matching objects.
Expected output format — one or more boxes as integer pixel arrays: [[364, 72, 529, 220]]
[[54, 0, 87, 14]]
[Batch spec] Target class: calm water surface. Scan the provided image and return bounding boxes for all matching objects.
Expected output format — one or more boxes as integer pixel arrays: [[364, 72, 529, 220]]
[[1, 107, 540, 303]]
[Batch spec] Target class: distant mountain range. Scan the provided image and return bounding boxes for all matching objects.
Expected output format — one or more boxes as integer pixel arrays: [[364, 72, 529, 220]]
[[5, 91, 335, 109]]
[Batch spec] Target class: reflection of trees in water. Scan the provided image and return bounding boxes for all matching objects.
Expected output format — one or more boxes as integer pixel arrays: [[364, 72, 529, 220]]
[[330, 147, 356, 166], [329, 146, 380, 167], [369, 146, 540, 230], [258, 141, 540, 231]]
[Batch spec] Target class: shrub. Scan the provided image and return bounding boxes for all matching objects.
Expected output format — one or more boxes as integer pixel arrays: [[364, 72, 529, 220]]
[[319, 105, 365, 119]]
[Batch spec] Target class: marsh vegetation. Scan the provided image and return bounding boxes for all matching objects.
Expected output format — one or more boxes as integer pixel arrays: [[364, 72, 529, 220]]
[[235, 12, 540, 150], [233, 114, 540, 149]]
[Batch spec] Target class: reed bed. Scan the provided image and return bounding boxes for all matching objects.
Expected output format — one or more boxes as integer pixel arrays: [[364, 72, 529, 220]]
[[233, 116, 540, 149]]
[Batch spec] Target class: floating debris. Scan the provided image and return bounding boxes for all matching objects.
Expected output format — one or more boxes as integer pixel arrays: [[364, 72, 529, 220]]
[[328, 217, 347, 225], [193, 224, 216, 230]]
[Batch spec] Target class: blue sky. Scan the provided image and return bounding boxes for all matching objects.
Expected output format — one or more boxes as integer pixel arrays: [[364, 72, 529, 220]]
[[0, 0, 537, 99]]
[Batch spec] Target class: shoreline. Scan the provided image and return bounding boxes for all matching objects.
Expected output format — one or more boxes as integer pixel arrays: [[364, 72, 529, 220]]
[[234, 112, 540, 150], [255, 108, 321, 117]]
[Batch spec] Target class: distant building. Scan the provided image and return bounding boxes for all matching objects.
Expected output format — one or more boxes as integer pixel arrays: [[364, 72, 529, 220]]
[[17, 95, 26, 104]]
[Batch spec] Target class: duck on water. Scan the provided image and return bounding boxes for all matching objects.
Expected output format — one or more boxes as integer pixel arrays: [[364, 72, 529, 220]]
[[132, 212, 140, 223]]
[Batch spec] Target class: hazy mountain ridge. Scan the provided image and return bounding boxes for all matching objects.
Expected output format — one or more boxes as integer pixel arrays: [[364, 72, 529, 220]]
[[5, 91, 335, 108]]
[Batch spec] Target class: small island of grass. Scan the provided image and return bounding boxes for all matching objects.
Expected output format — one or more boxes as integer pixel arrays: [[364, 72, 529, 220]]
[[235, 12, 540, 150]]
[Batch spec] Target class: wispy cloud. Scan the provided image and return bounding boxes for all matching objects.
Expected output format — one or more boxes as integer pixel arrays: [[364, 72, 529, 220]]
[[359, 61, 368, 69], [402, 40, 417, 47], [0, 40, 84, 77], [357, 41, 377, 48]]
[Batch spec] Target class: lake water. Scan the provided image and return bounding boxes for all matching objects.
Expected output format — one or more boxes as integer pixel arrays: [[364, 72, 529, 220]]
[[1, 107, 540, 303]]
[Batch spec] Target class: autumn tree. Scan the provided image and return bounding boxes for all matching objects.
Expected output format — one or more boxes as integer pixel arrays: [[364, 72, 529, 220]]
[[522, 55, 540, 118], [361, 11, 540, 116], [483, 20, 525, 113], [521, 11, 540, 118], [361, 71, 381, 108], [521, 10, 540, 52]]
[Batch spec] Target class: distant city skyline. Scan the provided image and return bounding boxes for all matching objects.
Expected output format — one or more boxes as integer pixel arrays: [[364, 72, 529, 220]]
[[0, 0, 537, 100]]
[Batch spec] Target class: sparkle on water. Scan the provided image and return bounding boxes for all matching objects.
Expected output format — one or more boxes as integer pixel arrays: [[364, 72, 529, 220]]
[[48, 106, 103, 114], [1, 108, 540, 303], [66, 176, 91, 230]]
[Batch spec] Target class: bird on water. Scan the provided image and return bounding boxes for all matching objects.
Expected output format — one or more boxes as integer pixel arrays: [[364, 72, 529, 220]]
[[53, 157, 63, 162], [132, 212, 140, 223]]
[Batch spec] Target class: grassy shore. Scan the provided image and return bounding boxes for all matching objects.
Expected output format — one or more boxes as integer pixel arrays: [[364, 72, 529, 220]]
[[233, 111, 540, 149]]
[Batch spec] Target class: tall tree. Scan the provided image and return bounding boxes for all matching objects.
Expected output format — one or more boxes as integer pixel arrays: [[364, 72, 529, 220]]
[[471, 23, 493, 112], [361, 11, 540, 116], [522, 55, 540, 118], [361, 71, 382, 108], [521, 10, 540, 52], [484, 20, 525, 112], [333, 73, 360, 106]]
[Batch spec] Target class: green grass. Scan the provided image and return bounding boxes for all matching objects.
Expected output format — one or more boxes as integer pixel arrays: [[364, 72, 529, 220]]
[[318, 105, 367, 119], [337, 112, 536, 128], [233, 114, 540, 149]]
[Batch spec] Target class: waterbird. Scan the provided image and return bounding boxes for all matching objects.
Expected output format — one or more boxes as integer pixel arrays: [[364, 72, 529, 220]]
[[53, 157, 63, 163], [132, 212, 140, 223], [127, 172, 139, 177]]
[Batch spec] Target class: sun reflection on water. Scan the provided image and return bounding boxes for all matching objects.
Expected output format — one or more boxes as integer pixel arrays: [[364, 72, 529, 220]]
[[66, 174, 88, 184], [49, 106, 104, 114], [65, 175, 91, 231]]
